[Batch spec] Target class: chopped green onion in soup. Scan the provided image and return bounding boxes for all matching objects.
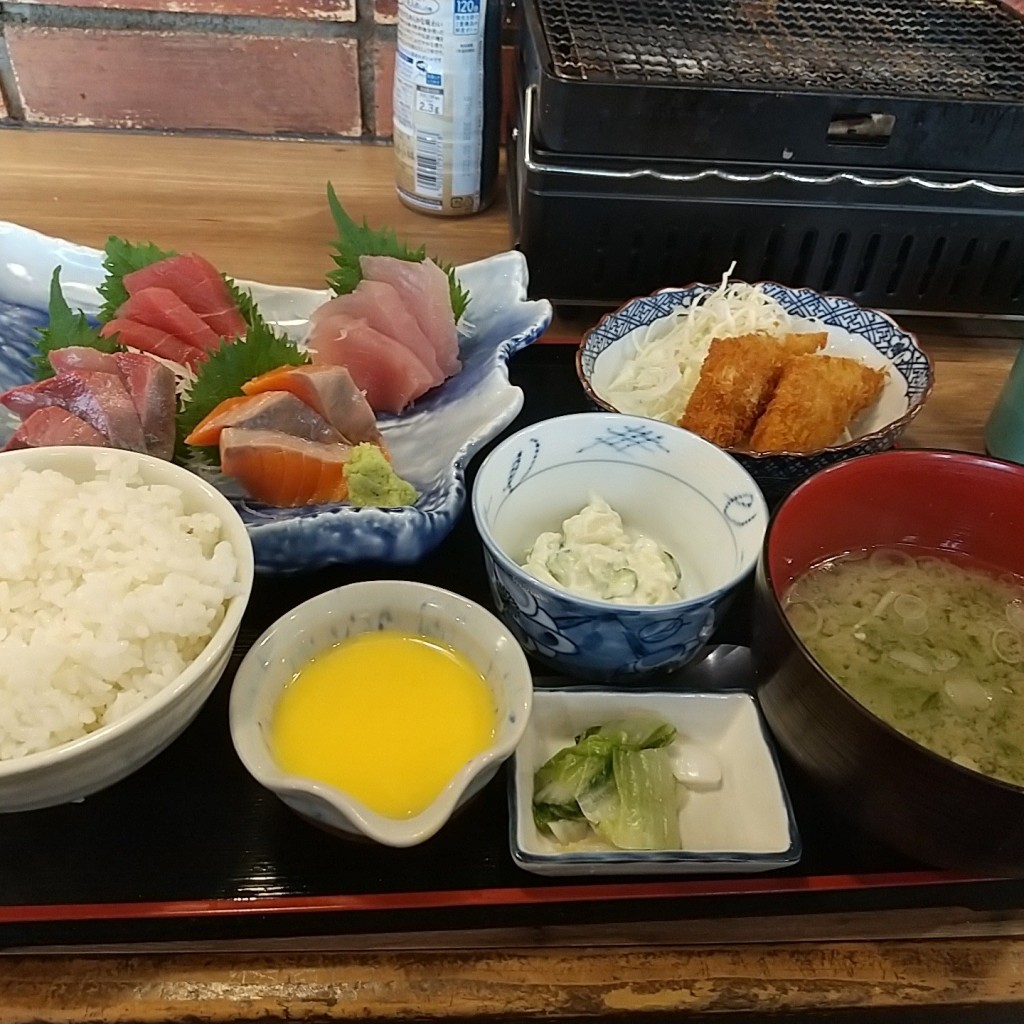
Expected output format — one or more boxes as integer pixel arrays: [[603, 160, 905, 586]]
[[783, 546, 1024, 787]]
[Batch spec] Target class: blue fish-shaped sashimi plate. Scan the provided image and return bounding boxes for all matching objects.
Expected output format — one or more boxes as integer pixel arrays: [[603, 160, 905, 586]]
[[0, 221, 552, 573]]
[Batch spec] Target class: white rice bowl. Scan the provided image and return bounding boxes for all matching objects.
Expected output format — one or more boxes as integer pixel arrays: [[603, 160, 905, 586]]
[[0, 446, 254, 812]]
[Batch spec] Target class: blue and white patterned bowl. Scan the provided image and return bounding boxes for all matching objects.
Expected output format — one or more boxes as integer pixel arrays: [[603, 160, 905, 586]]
[[471, 412, 769, 684], [0, 221, 552, 573], [576, 281, 934, 502]]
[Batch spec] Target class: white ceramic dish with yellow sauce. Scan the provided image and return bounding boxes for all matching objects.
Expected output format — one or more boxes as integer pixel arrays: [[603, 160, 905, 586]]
[[228, 580, 533, 847]]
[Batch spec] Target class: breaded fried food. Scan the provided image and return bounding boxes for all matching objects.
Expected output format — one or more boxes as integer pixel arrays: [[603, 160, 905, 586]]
[[679, 334, 784, 447], [780, 331, 828, 357], [750, 354, 887, 453]]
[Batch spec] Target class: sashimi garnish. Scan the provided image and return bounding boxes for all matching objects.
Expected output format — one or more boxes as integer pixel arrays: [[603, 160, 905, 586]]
[[175, 315, 310, 465], [33, 269, 125, 381], [325, 183, 471, 323]]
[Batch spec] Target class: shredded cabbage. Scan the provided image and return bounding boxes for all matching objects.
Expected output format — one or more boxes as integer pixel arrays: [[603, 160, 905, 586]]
[[600, 266, 797, 423]]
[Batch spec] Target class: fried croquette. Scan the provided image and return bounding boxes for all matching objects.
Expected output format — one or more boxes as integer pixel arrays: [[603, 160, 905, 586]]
[[750, 354, 887, 453], [679, 331, 828, 448], [679, 334, 782, 447], [780, 331, 828, 357]]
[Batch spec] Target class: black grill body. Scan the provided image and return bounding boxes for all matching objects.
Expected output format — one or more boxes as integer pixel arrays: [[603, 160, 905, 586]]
[[510, 0, 1024, 314]]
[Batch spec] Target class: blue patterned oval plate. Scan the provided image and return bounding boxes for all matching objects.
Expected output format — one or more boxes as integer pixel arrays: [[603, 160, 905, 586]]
[[0, 221, 552, 572], [577, 280, 933, 501]]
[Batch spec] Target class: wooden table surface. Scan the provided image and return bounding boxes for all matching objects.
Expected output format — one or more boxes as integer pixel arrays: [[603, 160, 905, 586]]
[[2, 127, 1024, 1023]]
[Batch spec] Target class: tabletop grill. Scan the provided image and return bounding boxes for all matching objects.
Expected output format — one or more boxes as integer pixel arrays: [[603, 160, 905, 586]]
[[508, 0, 1024, 315]]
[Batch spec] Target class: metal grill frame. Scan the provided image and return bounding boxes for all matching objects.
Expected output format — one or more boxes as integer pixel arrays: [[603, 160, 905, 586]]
[[536, 0, 1024, 101], [521, 0, 1024, 175]]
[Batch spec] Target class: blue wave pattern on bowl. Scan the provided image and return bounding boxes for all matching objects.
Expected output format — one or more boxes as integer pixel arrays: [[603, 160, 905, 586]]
[[485, 553, 723, 677], [0, 223, 552, 572], [578, 281, 933, 498], [0, 300, 46, 387], [472, 413, 768, 683]]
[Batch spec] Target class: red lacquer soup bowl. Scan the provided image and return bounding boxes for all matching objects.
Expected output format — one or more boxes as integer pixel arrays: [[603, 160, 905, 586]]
[[752, 449, 1024, 875]]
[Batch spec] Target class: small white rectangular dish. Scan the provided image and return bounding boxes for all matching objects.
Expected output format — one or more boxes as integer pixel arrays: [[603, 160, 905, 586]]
[[510, 688, 801, 876]]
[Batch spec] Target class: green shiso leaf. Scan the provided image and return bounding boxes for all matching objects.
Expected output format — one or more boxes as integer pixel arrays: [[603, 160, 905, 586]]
[[33, 268, 124, 381], [324, 182, 470, 323], [224, 275, 263, 330], [175, 316, 309, 465]]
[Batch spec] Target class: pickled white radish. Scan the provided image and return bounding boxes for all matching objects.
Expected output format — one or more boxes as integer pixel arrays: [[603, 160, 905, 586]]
[[667, 742, 723, 791]]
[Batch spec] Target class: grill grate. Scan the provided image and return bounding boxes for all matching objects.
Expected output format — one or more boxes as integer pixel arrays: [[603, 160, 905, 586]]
[[535, 0, 1024, 102]]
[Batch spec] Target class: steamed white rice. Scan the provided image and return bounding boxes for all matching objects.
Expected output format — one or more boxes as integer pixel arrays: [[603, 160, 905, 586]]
[[0, 452, 242, 761]]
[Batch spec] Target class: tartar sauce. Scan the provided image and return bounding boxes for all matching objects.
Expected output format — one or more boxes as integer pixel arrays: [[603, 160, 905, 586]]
[[521, 497, 682, 605]]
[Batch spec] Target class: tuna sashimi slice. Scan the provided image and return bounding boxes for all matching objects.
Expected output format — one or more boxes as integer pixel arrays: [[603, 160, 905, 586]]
[[359, 255, 460, 377], [3, 407, 110, 451], [116, 287, 223, 353], [220, 427, 352, 506], [241, 364, 382, 447], [184, 391, 343, 447], [309, 280, 445, 382], [113, 352, 177, 461], [0, 370, 147, 452], [306, 315, 437, 415], [48, 346, 120, 375], [124, 253, 248, 340], [101, 318, 205, 370]]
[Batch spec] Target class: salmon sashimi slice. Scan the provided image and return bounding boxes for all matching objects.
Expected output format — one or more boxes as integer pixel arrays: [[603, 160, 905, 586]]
[[0, 370, 147, 452], [123, 253, 248, 340], [219, 427, 352, 506], [100, 318, 205, 369], [241, 364, 382, 447], [3, 407, 111, 451], [47, 346, 120, 375], [116, 287, 224, 353], [359, 255, 461, 377], [306, 314, 436, 415], [184, 391, 343, 447], [309, 280, 445, 382], [113, 352, 177, 460]]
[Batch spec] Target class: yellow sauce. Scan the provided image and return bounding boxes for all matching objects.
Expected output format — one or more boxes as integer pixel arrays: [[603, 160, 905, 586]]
[[270, 630, 497, 819]]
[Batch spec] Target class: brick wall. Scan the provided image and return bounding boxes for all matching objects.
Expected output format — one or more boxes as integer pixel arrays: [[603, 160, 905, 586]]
[[0, 0, 402, 138]]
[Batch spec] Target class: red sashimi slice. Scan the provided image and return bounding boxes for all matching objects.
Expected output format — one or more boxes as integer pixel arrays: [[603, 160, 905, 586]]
[[219, 427, 352, 506], [100, 318, 205, 370], [48, 346, 120, 375], [184, 391, 343, 447], [3, 407, 111, 451], [113, 352, 177, 461], [123, 253, 247, 340], [241, 364, 383, 447], [35, 347, 175, 458], [116, 287, 223, 353], [309, 280, 445, 382], [306, 315, 436, 415], [359, 255, 461, 377], [0, 370, 147, 452]]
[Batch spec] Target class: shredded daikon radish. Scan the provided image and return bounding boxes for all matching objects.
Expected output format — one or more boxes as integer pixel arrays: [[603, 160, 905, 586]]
[[601, 266, 797, 423]]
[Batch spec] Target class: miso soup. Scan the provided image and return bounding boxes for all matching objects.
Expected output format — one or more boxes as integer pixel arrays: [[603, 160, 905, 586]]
[[783, 546, 1024, 787]]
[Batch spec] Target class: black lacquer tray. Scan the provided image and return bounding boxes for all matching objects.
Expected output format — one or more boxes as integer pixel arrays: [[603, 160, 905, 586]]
[[1, 344, 1018, 952]]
